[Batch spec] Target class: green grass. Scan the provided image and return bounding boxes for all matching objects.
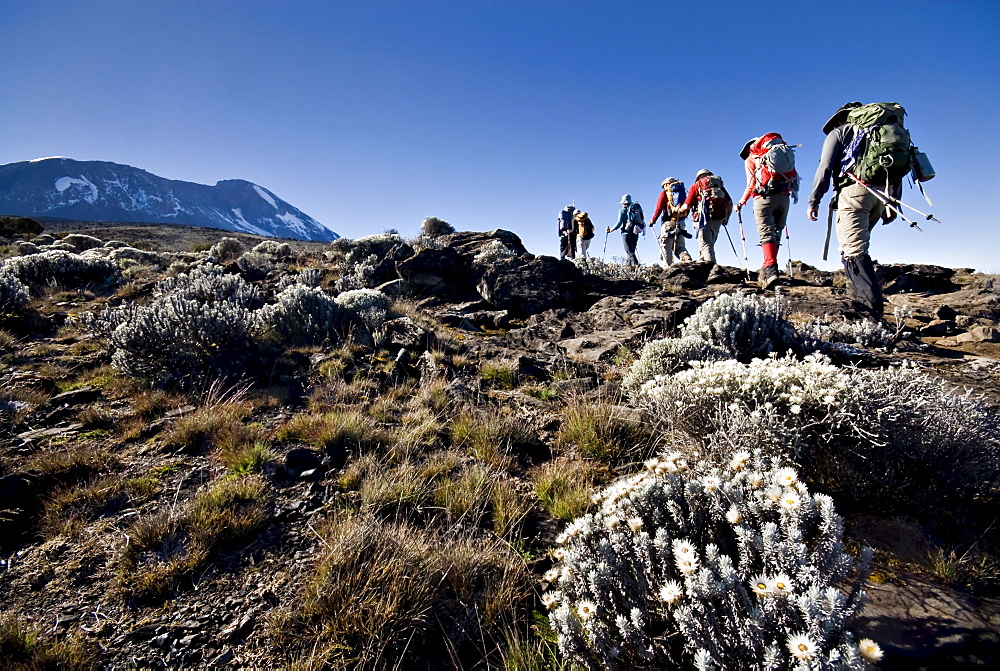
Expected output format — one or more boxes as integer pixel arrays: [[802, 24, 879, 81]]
[[0, 614, 96, 670]]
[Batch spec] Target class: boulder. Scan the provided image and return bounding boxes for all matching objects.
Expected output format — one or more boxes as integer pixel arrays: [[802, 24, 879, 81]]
[[440, 229, 529, 261], [954, 326, 1000, 343], [881, 264, 959, 295], [395, 247, 469, 293], [477, 256, 575, 315], [558, 328, 646, 363]]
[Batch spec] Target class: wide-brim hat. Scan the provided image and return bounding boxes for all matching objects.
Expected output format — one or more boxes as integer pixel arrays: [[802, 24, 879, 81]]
[[620, 194, 632, 205], [695, 169, 712, 179], [662, 177, 677, 188], [739, 138, 759, 160], [574, 211, 588, 219], [822, 101, 863, 134]]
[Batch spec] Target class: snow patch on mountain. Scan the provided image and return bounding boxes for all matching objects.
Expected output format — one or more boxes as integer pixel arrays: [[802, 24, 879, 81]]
[[253, 185, 278, 209], [276, 212, 310, 237], [231, 208, 273, 237], [55, 176, 99, 203]]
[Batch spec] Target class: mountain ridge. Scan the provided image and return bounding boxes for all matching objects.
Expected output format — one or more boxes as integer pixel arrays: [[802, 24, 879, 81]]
[[0, 158, 338, 242]]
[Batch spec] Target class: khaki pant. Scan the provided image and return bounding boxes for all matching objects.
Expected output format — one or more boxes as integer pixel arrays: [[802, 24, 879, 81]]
[[697, 219, 723, 263], [660, 219, 690, 264], [753, 193, 789, 245], [836, 182, 884, 258]]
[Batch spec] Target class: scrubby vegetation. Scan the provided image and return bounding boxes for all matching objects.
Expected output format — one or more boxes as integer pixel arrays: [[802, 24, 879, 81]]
[[1, 221, 997, 669]]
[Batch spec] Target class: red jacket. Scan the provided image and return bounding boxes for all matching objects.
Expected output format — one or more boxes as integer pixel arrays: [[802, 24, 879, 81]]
[[684, 176, 733, 218]]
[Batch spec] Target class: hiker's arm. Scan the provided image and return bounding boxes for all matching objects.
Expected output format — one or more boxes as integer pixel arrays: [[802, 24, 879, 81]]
[[737, 157, 755, 209], [808, 128, 844, 214], [650, 191, 668, 224]]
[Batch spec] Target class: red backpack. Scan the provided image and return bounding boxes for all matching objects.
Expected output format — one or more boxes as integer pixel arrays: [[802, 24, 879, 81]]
[[750, 133, 799, 198], [697, 175, 730, 219]]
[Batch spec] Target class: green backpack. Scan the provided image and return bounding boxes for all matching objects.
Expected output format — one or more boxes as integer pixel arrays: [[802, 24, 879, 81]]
[[842, 102, 912, 188]]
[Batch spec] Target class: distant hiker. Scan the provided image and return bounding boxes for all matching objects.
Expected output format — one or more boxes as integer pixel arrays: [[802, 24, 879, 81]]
[[558, 205, 577, 260], [650, 178, 693, 265], [680, 169, 732, 263], [574, 210, 595, 260], [807, 102, 912, 318], [737, 134, 799, 289], [606, 194, 644, 266]]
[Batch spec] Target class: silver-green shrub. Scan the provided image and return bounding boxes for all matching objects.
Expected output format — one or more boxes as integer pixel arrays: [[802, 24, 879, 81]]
[[92, 265, 260, 387], [12, 241, 39, 256], [209, 237, 244, 262], [109, 246, 162, 266], [622, 336, 730, 400], [346, 232, 404, 264], [252, 240, 292, 257], [254, 285, 348, 346], [335, 288, 391, 333], [61, 233, 104, 251], [236, 251, 276, 281], [335, 253, 378, 292], [472, 240, 518, 268], [1, 249, 121, 291], [800, 316, 897, 349], [546, 451, 874, 669], [297, 268, 323, 288], [0, 270, 29, 312], [633, 354, 1000, 534], [578, 257, 657, 283], [420, 216, 455, 237], [680, 292, 809, 360]]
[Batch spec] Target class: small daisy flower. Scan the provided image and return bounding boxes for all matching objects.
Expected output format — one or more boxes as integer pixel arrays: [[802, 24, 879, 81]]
[[766, 485, 783, 502], [627, 517, 644, 533], [702, 475, 720, 492], [774, 467, 798, 487], [675, 555, 699, 575], [604, 516, 621, 530], [786, 632, 818, 661], [541, 592, 559, 609], [770, 573, 792, 596], [779, 491, 801, 511], [729, 451, 751, 471], [543, 568, 560, 583], [672, 539, 695, 557], [790, 404, 802, 414], [663, 461, 679, 474], [644, 457, 659, 470], [750, 575, 772, 597], [857, 638, 883, 663], [658, 580, 683, 604], [747, 472, 764, 488], [552, 548, 566, 561], [577, 600, 597, 621], [726, 506, 742, 525]]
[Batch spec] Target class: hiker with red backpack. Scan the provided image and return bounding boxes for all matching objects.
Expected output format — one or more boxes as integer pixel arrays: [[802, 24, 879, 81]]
[[679, 169, 732, 263], [737, 134, 800, 290], [650, 178, 693, 265], [606, 194, 644, 266], [807, 102, 915, 319]]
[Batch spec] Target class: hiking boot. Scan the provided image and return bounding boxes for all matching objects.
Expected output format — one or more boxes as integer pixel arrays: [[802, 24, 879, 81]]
[[843, 254, 884, 318], [759, 263, 780, 290], [679, 251, 693, 262]]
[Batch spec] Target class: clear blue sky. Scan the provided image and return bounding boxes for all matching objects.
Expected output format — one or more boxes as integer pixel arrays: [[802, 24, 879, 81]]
[[2, 1, 998, 271]]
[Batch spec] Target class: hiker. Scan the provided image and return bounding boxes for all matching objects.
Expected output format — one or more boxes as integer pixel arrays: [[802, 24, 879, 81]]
[[574, 209, 595, 260], [679, 169, 732, 263], [558, 205, 577, 260], [606, 194, 644, 266], [807, 102, 910, 318], [650, 178, 693, 265], [737, 134, 799, 289]]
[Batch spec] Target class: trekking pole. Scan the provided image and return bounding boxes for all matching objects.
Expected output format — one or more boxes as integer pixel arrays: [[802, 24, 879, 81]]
[[602, 230, 609, 261], [783, 223, 794, 279], [848, 172, 940, 223], [822, 199, 835, 261], [736, 210, 752, 281], [722, 223, 744, 277], [649, 221, 665, 264], [843, 172, 923, 230]]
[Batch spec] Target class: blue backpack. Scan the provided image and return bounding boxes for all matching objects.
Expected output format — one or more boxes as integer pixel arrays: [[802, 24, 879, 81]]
[[669, 181, 686, 211], [626, 202, 645, 233]]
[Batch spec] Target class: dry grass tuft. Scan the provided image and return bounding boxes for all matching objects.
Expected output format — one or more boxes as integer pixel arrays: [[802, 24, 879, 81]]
[[532, 459, 600, 522], [0, 613, 96, 670], [41, 475, 160, 539], [555, 396, 657, 463]]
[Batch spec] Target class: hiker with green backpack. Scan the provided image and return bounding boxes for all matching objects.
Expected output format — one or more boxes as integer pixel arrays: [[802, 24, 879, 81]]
[[606, 194, 644, 266], [807, 102, 915, 318]]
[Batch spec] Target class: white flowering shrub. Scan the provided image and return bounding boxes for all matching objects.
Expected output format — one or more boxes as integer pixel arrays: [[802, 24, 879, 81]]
[[61, 233, 104, 251], [680, 293, 810, 360], [621, 336, 730, 400], [345, 232, 405, 264], [1, 249, 121, 291], [473, 240, 518, 268], [12, 241, 40, 256], [335, 288, 391, 333], [0, 270, 29, 312], [154, 264, 261, 309], [297, 268, 324, 288], [334, 253, 379, 292], [578, 257, 657, 283], [236, 251, 276, 281], [633, 354, 1000, 536], [109, 246, 162, 266], [254, 285, 348, 346], [799, 310, 907, 350], [252, 240, 292, 257], [546, 452, 875, 669], [209, 237, 244, 262]]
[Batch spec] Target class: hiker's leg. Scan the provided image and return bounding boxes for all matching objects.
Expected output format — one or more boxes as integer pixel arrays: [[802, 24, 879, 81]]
[[661, 232, 675, 265], [579, 237, 590, 259], [568, 232, 577, 259], [835, 182, 881, 258], [624, 233, 639, 266], [700, 220, 721, 263], [843, 253, 884, 318]]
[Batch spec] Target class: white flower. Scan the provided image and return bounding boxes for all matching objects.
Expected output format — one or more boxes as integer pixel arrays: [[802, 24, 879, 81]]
[[644, 457, 659, 470], [702, 475, 720, 492], [770, 573, 792, 596], [552, 548, 566, 561], [766, 485, 783, 502], [543, 568, 560, 583], [627, 517, 644, 533], [729, 451, 751, 471], [605, 516, 621, 530], [726, 506, 742, 525], [858, 638, 883, 662], [779, 491, 801, 511], [750, 574, 772, 597], [774, 467, 798, 486], [541, 592, 559, 609], [786, 632, 818, 660], [658, 580, 683, 604], [675, 555, 699, 575], [577, 600, 597, 620], [790, 404, 802, 414]]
